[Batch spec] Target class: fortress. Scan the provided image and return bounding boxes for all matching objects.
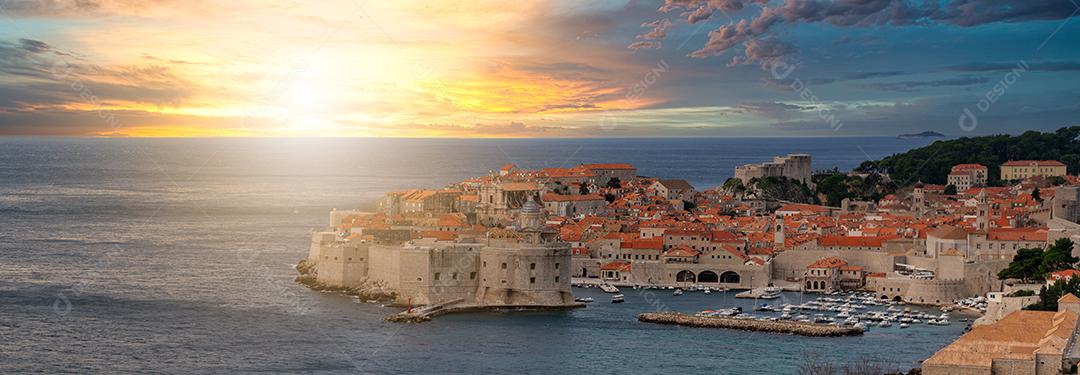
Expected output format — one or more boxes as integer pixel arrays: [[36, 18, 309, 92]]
[[734, 153, 812, 185], [305, 198, 580, 310]]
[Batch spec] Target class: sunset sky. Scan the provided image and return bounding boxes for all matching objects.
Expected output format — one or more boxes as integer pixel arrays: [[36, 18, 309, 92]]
[[0, 0, 1077, 137]]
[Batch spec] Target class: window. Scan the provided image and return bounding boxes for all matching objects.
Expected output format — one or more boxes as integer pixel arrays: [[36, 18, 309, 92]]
[[434, 272, 440, 281], [530, 277, 536, 284], [530, 263, 536, 270], [452, 272, 458, 280], [555, 263, 560, 269], [555, 276, 560, 283], [470, 272, 476, 280], [501, 263, 507, 269], [483, 261, 487, 267]]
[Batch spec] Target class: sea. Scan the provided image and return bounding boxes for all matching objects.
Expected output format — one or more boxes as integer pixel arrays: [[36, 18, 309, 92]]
[[0, 136, 958, 374]]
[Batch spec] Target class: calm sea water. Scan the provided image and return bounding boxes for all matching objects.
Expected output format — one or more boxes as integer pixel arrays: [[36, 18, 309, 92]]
[[0, 137, 954, 374]]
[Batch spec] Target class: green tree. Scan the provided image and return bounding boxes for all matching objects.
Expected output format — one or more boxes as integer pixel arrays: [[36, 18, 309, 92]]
[[857, 126, 1080, 186], [1032, 187, 1042, 203], [1043, 238, 1078, 273], [579, 184, 590, 195], [1027, 277, 1080, 311], [606, 177, 621, 189], [944, 185, 957, 195], [998, 248, 1047, 283]]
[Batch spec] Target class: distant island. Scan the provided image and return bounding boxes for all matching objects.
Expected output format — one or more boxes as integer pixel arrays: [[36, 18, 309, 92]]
[[897, 131, 946, 139]]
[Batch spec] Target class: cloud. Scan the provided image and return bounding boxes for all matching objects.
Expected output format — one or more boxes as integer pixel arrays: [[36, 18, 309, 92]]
[[860, 76, 990, 91], [945, 61, 1080, 72], [18, 38, 51, 53], [727, 38, 798, 66], [636, 18, 672, 40], [628, 40, 663, 50], [646, 0, 1080, 63], [805, 70, 907, 85], [659, 0, 770, 23]]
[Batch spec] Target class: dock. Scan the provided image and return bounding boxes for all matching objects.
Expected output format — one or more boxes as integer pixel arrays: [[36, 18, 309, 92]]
[[385, 298, 465, 323], [637, 312, 864, 337]]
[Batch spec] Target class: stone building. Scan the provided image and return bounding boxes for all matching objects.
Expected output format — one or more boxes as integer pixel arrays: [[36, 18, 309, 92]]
[[1001, 160, 1067, 181], [804, 257, 865, 293], [579, 163, 637, 185], [307, 197, 578, 309], [947, 163, 988, 191], [541, 193, 607, 217], [922, 294, 1080, 375], [734, 153, 812, 185], [648, 179, 695, 201]]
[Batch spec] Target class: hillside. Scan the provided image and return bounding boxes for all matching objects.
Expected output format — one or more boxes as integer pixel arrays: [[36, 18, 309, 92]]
[[857, 126, 1080, 186]]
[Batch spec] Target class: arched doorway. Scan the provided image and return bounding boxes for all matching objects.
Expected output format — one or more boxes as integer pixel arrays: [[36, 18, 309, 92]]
[[676, 270, 696, 282], [892, 296, 902, 302], [698, 271, 719, 283], [805, 281, 812, 290], [719, 271, 740, 283]]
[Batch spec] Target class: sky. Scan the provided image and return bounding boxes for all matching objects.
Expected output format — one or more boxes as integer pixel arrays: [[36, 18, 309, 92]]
[[0, 0, 1077, 138]]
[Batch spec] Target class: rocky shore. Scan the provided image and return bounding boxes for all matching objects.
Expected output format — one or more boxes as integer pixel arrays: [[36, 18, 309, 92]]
[[293, 259, 397, 302], [638, 312, 864, 337]]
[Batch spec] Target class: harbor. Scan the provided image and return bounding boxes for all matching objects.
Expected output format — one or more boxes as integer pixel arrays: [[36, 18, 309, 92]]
[[568, 284, 974, 333]]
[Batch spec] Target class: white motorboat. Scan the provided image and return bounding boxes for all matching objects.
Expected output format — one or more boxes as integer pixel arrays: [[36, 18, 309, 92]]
[[673, 288, 684, 296], [599, 284, 620, 293], [760, 286, 783, 299], [611, 294, 625, 303], [574, 297, 594, 303]]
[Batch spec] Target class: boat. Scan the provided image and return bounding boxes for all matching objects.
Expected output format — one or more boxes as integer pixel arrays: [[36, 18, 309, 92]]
[[574, 297, 594, 303], [703, 289, 712, 294], [759, 286, 783, 299], [716, 307, 743, 316], [673, 288, 684, 296], [599, 284, 620, 293], [878, 321, 892, 328], [899, 323, 910, 328], [754, 303, 777, 312], [611, 294, 625, 303]]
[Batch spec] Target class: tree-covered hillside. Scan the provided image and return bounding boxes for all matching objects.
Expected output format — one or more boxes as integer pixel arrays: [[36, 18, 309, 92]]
[[857, 126, 1080, 186]]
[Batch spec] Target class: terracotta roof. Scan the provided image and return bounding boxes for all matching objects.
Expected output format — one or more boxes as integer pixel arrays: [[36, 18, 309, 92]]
[[543, 193, 605, 202], [1002, 160, 1066, 167], [581, 163, 636, 170], [777, 203, 830, 213], [1059, 293, 1080, 304], [923, 308, 1077, 370], [1050, 269, 1080, 281], [808, 257, 848, 269], [950, 163, 987, 172], [657, 179, 694, 191], [501, 182, 539, 191], [928, 225, 968, 240], [663, 245, 701, 258], [987, 227, 1047, 242], [816, 235, 894, 248]]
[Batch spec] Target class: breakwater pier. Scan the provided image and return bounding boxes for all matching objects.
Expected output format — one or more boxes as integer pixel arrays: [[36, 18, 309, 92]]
[[638, 312, 864, 336]]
